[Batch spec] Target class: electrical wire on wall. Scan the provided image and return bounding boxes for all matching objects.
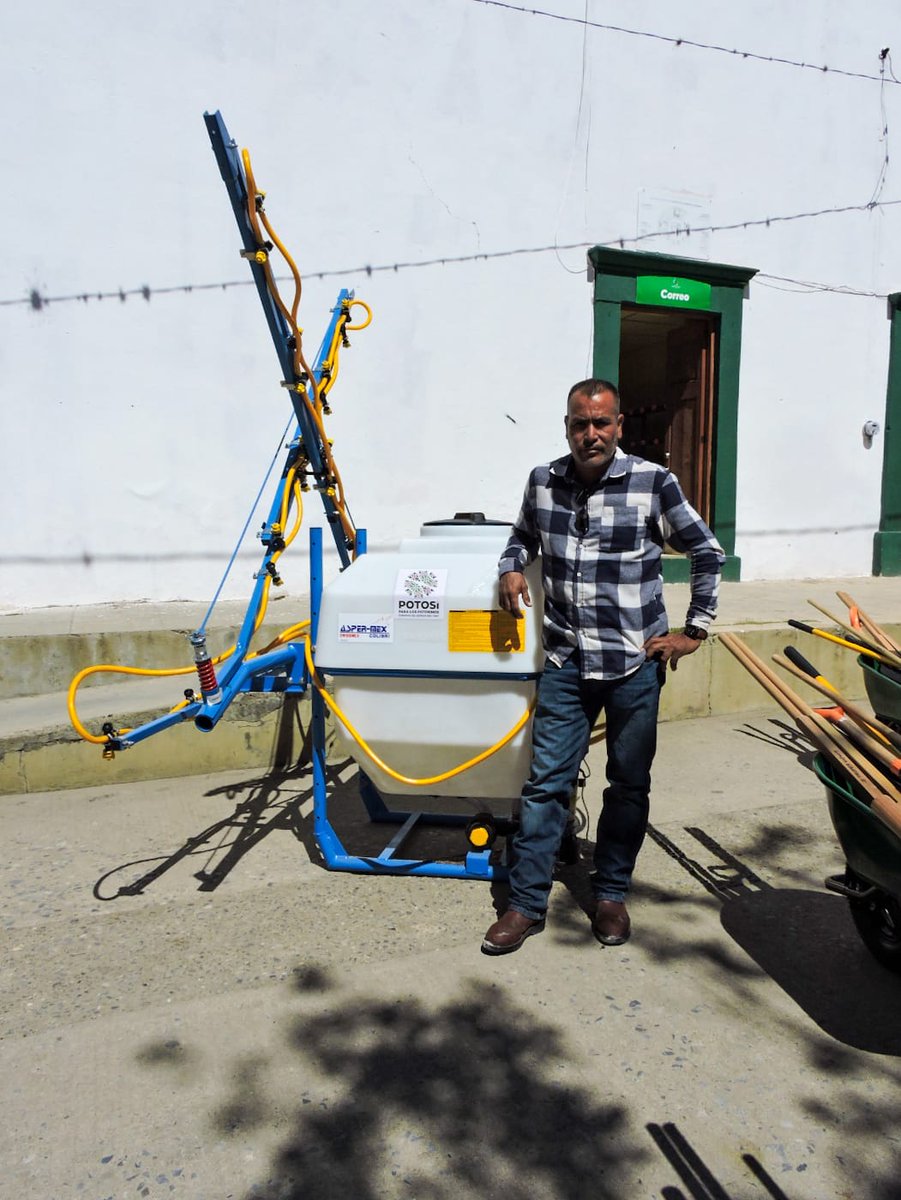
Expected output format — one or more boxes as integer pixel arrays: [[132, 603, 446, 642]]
[[553, 0, 593, 278], [869, 48, 893, 206]]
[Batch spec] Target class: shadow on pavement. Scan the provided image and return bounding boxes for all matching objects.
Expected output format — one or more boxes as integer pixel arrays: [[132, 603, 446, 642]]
[[645, 820, 901, 1055], [91, 763, 320, 899], [648, 1121, 791, 1200], [133, 966, 901, 1200], [720, 888, 901, 1055], [234, 980, 643, 1200], [735, 718, 816, 768]]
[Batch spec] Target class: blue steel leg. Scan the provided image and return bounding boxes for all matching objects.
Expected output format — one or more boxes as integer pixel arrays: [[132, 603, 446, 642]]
[[309, 525, 350, 866], [312, 681, 348, 866], [310, 527, 323, 642]]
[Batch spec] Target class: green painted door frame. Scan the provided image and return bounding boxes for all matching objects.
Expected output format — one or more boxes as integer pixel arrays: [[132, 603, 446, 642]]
[[873, 293, 901, 575], [588, 247, 757, 583]]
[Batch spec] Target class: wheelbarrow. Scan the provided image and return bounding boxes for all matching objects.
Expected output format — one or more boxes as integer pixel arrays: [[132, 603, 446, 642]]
[[817, 752, 901, 972], [859, 653, 901, 730]]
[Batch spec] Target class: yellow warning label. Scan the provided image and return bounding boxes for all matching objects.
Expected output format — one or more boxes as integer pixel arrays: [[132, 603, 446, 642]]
[[448, 610, 524, 654]]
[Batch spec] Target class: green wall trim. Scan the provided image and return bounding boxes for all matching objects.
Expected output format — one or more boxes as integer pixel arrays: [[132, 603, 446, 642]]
[[594, 274, 636, 303], [872, 294, 901, 573], [874, 293, 901, 575], [708, 287, 743, 558], [591, 301, 623, 385], [588, 246, 757, 289], [589, 248, 757, 574], [874, 532, 901, 576]]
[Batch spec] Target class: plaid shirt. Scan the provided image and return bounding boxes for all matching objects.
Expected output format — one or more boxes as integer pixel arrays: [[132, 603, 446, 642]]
[[499, 449, 725, 680]]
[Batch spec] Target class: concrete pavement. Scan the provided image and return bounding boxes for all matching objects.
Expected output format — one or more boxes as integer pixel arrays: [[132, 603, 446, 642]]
[[2, 706, 900, 1199]]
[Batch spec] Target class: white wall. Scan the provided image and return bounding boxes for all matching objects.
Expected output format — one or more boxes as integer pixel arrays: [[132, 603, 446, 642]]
[[2, 0, 899, 610]]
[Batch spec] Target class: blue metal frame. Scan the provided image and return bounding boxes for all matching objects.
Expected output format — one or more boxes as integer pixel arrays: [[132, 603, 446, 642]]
[[203, 109, 517, 877], [204, 109, 355, 569]]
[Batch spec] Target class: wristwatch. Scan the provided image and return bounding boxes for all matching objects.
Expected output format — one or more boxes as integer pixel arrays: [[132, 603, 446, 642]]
[[683, 624, 709, 642]]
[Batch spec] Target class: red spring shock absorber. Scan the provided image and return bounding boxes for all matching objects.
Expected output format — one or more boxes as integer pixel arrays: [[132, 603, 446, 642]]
[[196, 657, 218, 694], [190, 632, 222, 703]]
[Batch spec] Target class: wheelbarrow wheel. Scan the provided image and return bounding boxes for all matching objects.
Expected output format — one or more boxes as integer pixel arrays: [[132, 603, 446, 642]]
[[848, 890, 901, 973]]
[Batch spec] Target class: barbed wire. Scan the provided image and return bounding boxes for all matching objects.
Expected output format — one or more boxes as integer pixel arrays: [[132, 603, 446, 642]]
[[3, 196, 900, 312], [468, 0, 896, 86]]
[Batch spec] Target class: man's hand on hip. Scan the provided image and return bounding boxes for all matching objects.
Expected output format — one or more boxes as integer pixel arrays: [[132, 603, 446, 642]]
[[643, 632, 703, 671], [499, 572, 531, 618]]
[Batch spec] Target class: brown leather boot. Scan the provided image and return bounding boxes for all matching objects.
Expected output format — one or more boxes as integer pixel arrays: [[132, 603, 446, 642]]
[[481, 909, 545, 955], [592, 900, 631, 946]]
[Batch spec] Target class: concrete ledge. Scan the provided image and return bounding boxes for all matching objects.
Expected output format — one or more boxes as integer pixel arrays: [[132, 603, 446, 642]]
[[659, 625, 882, 724], [3, 623, 895, 796], [0, 598, 297, 701], [0, 693, 313, 796], [1, 580, 898, 796]]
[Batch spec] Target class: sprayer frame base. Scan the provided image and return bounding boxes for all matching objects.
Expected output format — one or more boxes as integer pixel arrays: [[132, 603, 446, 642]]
[[309, 526, 517, 881], [311, 683, 514, 880]]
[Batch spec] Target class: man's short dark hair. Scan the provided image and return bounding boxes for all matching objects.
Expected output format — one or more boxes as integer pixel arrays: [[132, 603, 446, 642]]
[[567, 378, 620, 411]]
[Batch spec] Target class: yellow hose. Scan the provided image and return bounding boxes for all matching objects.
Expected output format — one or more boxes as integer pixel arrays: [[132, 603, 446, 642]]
[[302, 637, 535, 787], [67, 661, 197, 743], [345, 299, 372, 331], [72, 436, 308, 745], [277, 466, 297, 528], [319, 302, 371, 402], [285, 479, 304, 542]]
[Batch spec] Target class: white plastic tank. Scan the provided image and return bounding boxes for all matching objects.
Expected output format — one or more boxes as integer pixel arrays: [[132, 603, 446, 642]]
[[315, 514, 544, 799]]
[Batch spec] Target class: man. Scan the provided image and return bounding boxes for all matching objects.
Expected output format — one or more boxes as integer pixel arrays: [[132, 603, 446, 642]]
[[482, 378, 724, 955]]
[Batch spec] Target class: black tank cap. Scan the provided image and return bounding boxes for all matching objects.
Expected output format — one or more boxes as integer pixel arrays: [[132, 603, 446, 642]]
[[423, 512, 509, 526]]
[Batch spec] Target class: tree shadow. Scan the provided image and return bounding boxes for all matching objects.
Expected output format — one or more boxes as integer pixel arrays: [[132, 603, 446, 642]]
[[237, 981, 645, 1199], [797, 1031, 901, 1200], [199, 971, 901, 1200]]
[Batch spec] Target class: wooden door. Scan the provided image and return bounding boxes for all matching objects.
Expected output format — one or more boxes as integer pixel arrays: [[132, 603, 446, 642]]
[[663, 320, 716, 523]]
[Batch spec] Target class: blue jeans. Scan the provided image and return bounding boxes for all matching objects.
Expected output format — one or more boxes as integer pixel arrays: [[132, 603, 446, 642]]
[[508, 654, 663, 920]]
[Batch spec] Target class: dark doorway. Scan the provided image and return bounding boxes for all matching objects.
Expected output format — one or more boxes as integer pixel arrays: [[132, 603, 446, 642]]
[[618, 305, 719, 525]]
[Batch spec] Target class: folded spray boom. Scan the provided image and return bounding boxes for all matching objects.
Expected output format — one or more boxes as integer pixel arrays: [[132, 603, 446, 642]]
[[68, 110, 372, 757]]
